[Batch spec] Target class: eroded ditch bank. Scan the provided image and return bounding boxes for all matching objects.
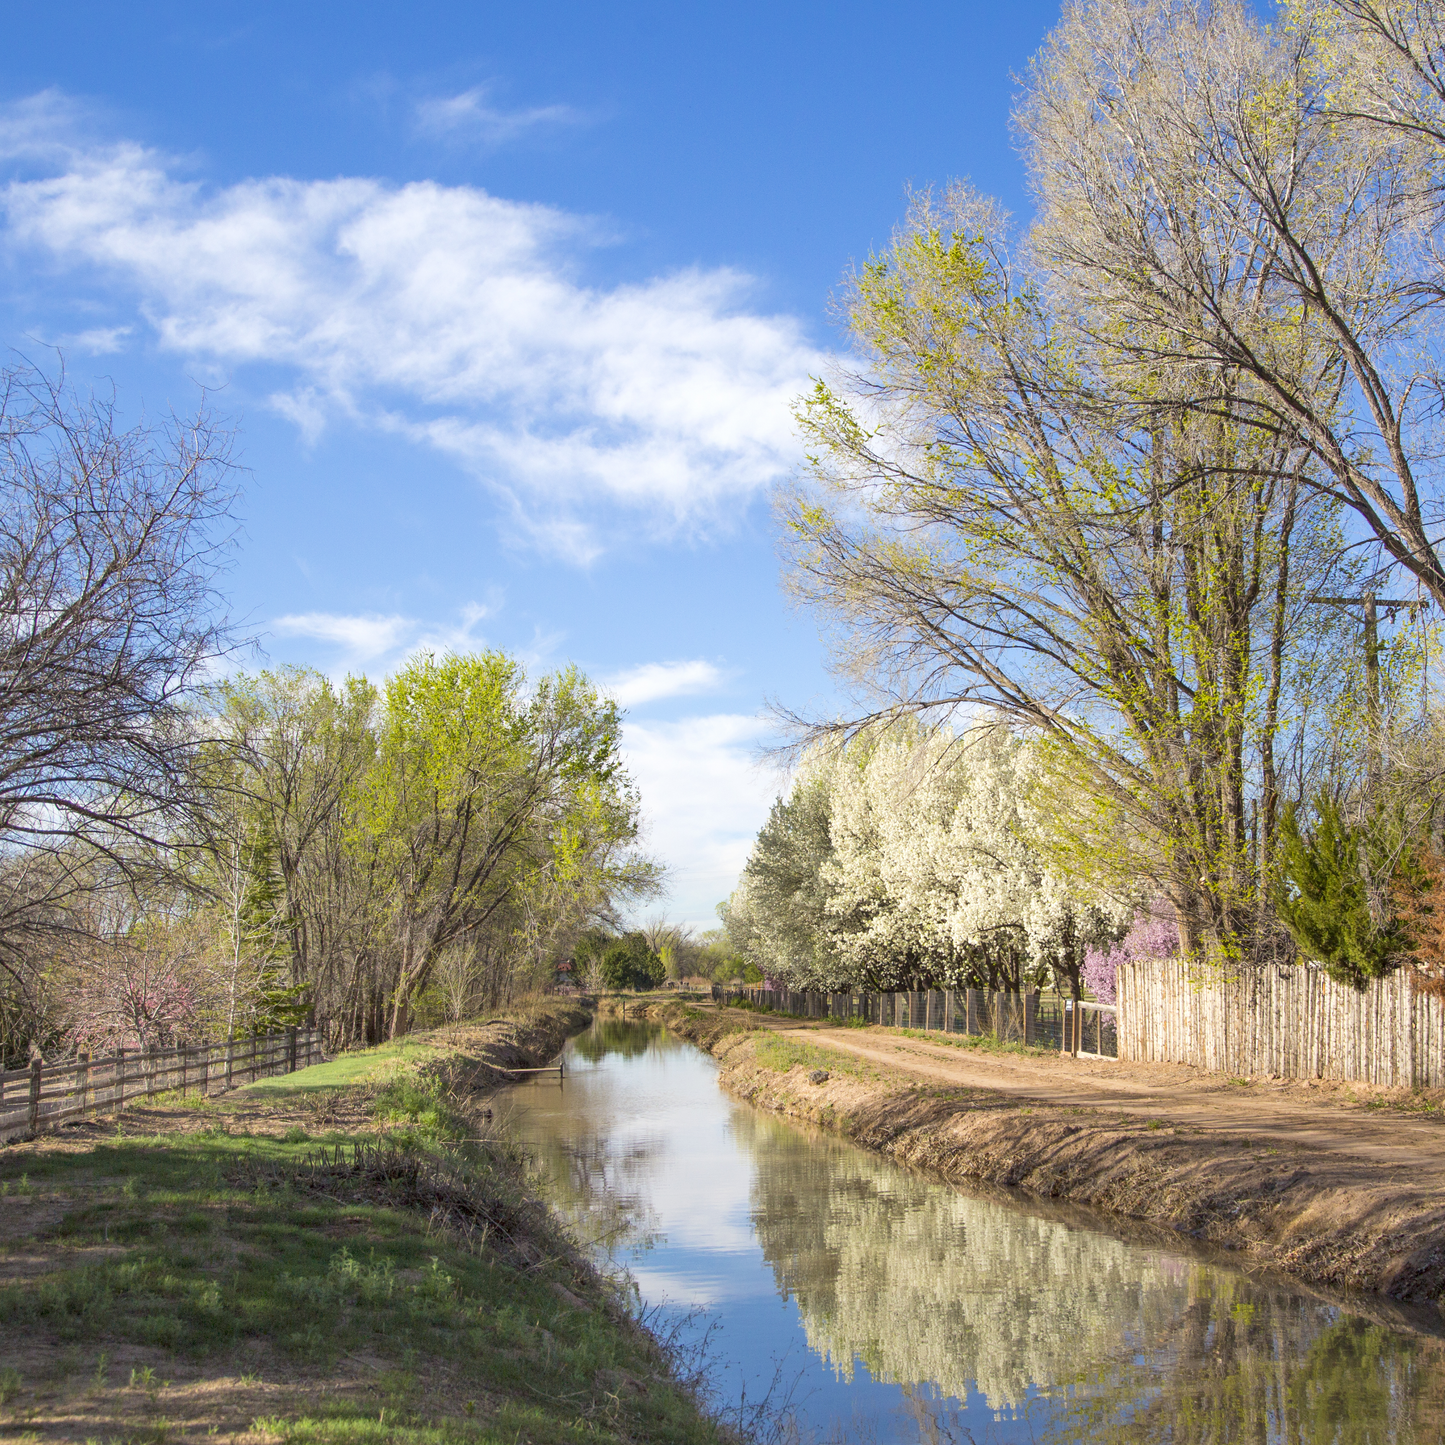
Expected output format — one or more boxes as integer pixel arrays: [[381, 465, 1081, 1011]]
[[0, 998, 730, 1445], [620, 996, 1445, 1315]]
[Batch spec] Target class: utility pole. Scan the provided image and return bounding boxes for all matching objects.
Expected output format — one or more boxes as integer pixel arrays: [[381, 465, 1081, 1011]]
[[1309, 591, 1422, 793]]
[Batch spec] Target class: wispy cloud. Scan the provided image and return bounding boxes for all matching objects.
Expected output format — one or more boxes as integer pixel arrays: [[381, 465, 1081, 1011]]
[[272, 611, 414, 664], [413, 86, 582, 145], [0, 98, 822, 557], [621, 713, 782, 931], [604, 659, 728, 709]]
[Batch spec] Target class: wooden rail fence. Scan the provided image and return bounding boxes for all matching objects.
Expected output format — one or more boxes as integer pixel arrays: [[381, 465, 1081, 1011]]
[[1116, 959, 1445, 1087], [0, 1027, 326, 1143]]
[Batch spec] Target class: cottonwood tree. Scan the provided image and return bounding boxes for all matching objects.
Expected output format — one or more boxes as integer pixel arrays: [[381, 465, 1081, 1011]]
[[782, 184, 1359, 964], [364, 652, 652, 1035], [1020, 0, 1445, 608]]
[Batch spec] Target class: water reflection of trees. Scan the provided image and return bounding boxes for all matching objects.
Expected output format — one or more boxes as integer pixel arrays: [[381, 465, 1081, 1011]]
[[731, 1109, 1445, 1440], [569, 1018, 665, 1062], [508, 1022, 673, 1258]]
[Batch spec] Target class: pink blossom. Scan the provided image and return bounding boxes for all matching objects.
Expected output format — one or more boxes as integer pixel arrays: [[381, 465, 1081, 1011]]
[[1082, 907, 1178, 1004]]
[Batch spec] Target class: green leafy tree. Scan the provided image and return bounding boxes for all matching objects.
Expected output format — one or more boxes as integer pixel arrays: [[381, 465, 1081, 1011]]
[[1276, 797, 1413, 988], [598, 932, 665, 990]]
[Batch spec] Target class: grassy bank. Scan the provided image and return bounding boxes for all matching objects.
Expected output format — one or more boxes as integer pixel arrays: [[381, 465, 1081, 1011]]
[[0, 999, 729, 1445], [628, 999, 1445, 1313]]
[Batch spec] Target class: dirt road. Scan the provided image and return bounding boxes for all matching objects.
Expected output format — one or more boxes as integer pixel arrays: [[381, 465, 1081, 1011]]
[[758, 1017, 1445, 1175]]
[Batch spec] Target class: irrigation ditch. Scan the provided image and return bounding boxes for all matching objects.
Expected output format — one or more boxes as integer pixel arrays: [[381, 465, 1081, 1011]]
[[614, 994, 1445, 1315]]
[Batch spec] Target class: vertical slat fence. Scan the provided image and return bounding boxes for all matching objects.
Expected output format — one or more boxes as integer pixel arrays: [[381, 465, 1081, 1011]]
[[1116, 959, 1445, 1086]]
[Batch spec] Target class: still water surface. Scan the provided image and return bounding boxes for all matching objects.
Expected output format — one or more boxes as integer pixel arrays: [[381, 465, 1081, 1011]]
[[505, 1017, 1445, 1443]]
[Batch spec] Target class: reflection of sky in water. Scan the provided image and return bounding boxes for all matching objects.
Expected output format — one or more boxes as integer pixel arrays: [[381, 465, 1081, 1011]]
[[506, 1020, 1444, 1445]]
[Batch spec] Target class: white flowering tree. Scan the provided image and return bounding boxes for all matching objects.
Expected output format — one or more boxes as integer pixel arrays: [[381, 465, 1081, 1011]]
[[726, 720, 1129, 995]]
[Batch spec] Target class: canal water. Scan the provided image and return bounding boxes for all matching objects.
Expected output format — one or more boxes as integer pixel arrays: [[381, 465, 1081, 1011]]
[[505, 1017, 1445, 1444]]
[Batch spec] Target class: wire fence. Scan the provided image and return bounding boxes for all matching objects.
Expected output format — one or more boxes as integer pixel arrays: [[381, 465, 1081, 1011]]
[[711, 985, 1117, 1058], [0, 1027, 326, 1143]]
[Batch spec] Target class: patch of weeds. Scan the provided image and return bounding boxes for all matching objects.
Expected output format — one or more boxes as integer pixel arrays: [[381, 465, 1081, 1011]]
[[842, 1015, 871, 1028], [283, 1126, 310, 1144], [0, 1366, 21, 1403], [726, 997, 780, 1015], [753, 1035, 862, 1077], [1146, 1119, 1163, 1130], [370, 1075, 468, 1145], [0, 1173, 33, 1197]]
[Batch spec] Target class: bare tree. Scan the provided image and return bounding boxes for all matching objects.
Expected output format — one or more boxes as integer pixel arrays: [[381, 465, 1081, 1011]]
[[0, 360, 238, 1049], [1019, 0, 1445, 606]]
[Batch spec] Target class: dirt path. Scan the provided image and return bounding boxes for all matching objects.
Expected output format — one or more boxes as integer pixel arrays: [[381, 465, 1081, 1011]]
[[760, 1019, 1445, 1174]]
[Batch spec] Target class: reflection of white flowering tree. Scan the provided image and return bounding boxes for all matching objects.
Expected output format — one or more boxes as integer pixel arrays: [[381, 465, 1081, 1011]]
[[725, 722, 1127, 993], [733, 1106, 1191, 1411], [733, 1107, 1426, 1427]]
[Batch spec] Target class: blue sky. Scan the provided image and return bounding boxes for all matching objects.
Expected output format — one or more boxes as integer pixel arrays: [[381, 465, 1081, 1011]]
[[2, 1, 1062, 931]]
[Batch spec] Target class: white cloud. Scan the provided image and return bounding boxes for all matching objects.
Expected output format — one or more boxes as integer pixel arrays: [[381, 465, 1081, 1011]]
[[604, 659, 727, 709], [272, 611, 414, 663], [413, 86, 581, 145], [620, 713, 783, 931], [60, 324, 131, 353], [0, 103, 822, 554], [270, 599, 504, 674]]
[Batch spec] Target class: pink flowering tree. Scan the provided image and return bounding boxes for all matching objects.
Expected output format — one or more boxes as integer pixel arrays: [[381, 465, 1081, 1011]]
[[64, 940, 204, 1054], [1082, 907, 1178, 1004]]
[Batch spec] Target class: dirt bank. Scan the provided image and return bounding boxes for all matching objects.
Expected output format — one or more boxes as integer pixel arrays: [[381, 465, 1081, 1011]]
[[0, 998, 730, 1445], [629, 998, 1445, 1314]]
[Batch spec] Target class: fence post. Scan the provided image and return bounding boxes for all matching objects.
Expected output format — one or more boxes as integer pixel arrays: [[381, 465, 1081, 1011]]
[[225, 1036, 234, 1091], [199, 1042, 210, 1099], [180, 1042, 188, 1098], [288, 1026, 298, 1073], [78, 1051, 90, 1118], [250, 1034, 258, 1084], [116, 1046, 126, 1109], [1024, 993, 1037, 1047], [28, 1056, 41, 1134]]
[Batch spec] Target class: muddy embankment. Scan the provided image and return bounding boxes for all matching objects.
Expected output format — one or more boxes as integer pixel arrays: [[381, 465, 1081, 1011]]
[[620, 997, 1445, 1314]]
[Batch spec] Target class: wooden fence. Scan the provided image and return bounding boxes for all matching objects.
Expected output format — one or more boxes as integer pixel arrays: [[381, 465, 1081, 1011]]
[[711, 984, 1118, 1057], [0, 1027, 326, 1143], [1115, 959, 1445, 1087]]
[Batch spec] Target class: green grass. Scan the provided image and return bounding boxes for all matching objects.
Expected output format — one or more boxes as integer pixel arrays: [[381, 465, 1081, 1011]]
[[751, 1035, 870, 1078], [0, 1136, 718, 1443], [238, 1037, 448, 1098], [0, 1007, 724, 1445]]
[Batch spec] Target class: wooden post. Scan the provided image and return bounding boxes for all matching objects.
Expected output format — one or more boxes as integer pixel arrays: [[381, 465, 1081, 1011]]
[[250, 1034, 258, 1084], [288, 1026, 298, 1074], [78, 1051, 90, 1118], [180, 1042, 188, 1098], [28, 1056, 41, 1134], [199, 1042, 209, 1099], [225, 1036, 234, 1091], [1024, 993, 1037, 1047], [116, 1046, 126, 1109], [945, 990, 955, 1035]]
